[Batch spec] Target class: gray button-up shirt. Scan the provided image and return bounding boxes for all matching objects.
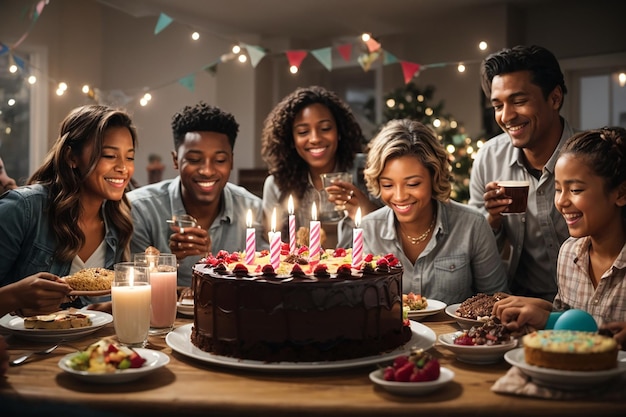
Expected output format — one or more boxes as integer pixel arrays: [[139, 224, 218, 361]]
[[361, 200, 508, 305], [468, 118, 574, 300], [128, 177, 268, 286]]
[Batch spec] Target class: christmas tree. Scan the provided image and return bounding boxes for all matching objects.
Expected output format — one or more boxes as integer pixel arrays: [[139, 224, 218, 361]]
[[364, 83, 482, 203]]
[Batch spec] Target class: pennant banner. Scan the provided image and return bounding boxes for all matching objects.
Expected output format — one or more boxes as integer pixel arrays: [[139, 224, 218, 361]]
[[311, 47, 332, 71], [401, 61, 421, 84], [243, 44, 267, 68], [0, 43, 8, 56], [383, 50, 399, 65], [365, 37, 381, 53], [178, 74, 195, 91], [336, 43, 352, 62], [33, 0, 46, 22], [154, 13, 173, 35], [358, 51, 381, 72], [286, 50, 308, 69]]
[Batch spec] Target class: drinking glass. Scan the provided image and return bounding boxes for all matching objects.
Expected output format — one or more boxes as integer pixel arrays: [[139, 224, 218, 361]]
[[112, 262, 151, 348], [135, 253, 178, 335], [320, 172, 353, 221]]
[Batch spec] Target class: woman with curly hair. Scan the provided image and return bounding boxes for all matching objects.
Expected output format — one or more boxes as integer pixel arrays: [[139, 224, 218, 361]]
[[0, 104, 137, 315], [261, 85, 379, 247], [362, 119, 507, 305]]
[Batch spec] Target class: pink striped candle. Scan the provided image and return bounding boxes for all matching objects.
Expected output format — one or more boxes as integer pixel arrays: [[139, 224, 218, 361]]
[[270, 208, 281, 270], [352, 207, 363, 267], [245, 209, 256, 265], [309, 202, 321, 261], [288, 195, 296, 254]]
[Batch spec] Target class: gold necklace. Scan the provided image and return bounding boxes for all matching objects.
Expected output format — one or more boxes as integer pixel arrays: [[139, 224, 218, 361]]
[[403, 217, 435, 245]]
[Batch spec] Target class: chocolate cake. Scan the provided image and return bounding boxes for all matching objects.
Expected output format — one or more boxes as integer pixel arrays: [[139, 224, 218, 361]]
[[456, 292, 509, 321], [190, 250, 412, 362]]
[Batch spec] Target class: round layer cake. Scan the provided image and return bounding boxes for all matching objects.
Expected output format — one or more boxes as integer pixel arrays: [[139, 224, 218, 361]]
[[190, 249, 412, 363], [523, 330, 618, 371]]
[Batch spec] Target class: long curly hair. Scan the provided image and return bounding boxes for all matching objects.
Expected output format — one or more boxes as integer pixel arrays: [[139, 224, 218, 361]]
[[261, 86, 364, 202], [28, 105, 138, 262]]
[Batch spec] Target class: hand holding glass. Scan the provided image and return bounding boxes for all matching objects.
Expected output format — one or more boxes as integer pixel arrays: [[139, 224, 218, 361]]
[[112, 263, 151, 348]]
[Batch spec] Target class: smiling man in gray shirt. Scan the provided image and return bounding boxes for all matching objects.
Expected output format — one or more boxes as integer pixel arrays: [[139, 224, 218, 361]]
[[469, 45, 572, 301]]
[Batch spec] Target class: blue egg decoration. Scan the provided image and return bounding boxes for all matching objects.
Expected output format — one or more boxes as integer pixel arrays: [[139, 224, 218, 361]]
[[553, 309, 598, 332]]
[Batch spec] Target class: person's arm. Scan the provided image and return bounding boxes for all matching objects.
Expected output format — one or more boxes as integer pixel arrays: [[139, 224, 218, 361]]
[[599, 321, 626, 349], [0, 273, 72, 317]]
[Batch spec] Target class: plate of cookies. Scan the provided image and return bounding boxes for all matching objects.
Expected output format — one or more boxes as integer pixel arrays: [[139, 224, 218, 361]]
[[62, 268, 114, 296], [0, 309, 113, 342]]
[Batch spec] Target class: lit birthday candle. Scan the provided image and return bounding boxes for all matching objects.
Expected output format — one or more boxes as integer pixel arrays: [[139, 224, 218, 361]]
[[245, 209, 256, 265], [288, 195, 296, 254], [270, 207, 281, 270], [352, 207, 363, 267], [309, 202, 321, 260]]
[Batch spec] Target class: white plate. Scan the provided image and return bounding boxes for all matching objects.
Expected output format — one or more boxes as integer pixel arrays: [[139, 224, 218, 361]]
[[0, 311, 113, 342], [438, 332, 517, 364], [504, 348, 626, 390], [369, 366, 454, 396], [176, 301, 194, 317], [166, 321, 436, 372], [445, 303, 488, 330], [58, 348, 169, 384], [406, 299, 447, 320]]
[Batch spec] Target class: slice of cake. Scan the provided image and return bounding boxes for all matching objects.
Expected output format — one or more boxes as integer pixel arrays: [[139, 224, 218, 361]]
[[23, 310, 92, 330], [523, 330, 618, 371], [456, 292, 509, 321]]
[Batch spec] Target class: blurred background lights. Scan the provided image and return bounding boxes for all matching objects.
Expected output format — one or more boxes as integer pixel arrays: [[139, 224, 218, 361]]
[[27, 75, 36, 84], [289, 65, 298, 74], [81, 85, 90, 94], [361, 33, 371, 42], [238, 54, 247, 63], [457, 63, 466, 73], [191, 32, 200, 40], [9, 64, 17, 73], [386, 98, 395, 108], [232, 45, 241, 54], [56, 82, 67, 96], [139, 92, 152, 107], [7, 98, 16, 106], [479, 41, 488, 51], [619, 72, 626, 87]]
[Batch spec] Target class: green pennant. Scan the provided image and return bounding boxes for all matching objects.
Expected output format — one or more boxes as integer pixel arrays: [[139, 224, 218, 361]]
[[154, 13, 173, 35]]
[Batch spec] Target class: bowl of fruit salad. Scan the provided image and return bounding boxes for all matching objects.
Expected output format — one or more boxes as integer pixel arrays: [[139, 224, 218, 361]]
[[58, 337, 169, 383], [369, 349, 454, 396]]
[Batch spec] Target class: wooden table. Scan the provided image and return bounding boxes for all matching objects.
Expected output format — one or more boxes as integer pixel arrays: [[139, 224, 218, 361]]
[[2, 311, 624, 417]]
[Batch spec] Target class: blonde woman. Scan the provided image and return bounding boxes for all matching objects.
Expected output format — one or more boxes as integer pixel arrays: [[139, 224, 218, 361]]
[[361, 119, 508, 305]]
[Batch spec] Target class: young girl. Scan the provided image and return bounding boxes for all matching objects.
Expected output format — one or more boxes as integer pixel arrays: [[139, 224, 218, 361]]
[[494, 127, 626, 347], [361, 119, 508, 305]]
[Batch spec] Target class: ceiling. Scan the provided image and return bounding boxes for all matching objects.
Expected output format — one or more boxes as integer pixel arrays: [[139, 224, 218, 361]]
[[98, 0, 545, 41]]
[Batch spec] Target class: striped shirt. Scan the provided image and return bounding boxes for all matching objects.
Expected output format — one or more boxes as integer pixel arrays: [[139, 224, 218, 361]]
[[554, 236, 626, 325]]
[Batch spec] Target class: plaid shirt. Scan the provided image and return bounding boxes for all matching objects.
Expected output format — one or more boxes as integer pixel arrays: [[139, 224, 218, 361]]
[[554, 236, 626, 325]]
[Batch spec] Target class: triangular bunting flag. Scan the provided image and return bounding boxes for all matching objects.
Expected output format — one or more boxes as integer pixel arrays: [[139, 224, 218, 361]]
[[12, 54, 25, 70], [243, 44, 267, 68], [365, 37, 381, 53], [311, 47, 332, 71], [383, 50, 399, 65], [154, 13, 173, 35], [0, 43, 8, 56], [33, 0, 46, 22], [400, 61, 421, 84], [337, 43, 352, 62], [178, 74, 196, 91], [286, 50, 308, 69], [357, 51, 381, 72], [202, 60, 219, 75]]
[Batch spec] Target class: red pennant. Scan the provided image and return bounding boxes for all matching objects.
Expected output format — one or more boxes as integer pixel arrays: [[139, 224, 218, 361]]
[[337, 44, 352, 62], [286, 50, 308, 69], [400, 61, 421, 84]]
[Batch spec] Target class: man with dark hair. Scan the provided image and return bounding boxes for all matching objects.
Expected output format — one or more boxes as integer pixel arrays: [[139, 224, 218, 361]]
[[469, 45, 573, 301], [128, 102, 267, 286]]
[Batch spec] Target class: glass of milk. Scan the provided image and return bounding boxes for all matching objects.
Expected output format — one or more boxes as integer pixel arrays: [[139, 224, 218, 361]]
[[112, 262, 151, 347]]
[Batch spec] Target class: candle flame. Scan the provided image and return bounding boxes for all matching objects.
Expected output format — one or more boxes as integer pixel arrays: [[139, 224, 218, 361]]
[[271, 207, 277, 232], [355, 207, 362, 227], [311, 202, 317, 221], [288, 195, 294, 215], [246, 209, 252, 228]]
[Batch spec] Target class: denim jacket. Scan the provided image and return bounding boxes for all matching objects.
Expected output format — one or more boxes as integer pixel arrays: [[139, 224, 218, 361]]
[[0, 184, 122, 286]]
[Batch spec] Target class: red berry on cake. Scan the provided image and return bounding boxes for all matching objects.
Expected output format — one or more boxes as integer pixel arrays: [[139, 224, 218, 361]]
[[333, 248, 347, 257], [261, 264, 276, 275], [336, 264, 352, 276], [233, 263, 248, 275], [364, 253, 374, 262]]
